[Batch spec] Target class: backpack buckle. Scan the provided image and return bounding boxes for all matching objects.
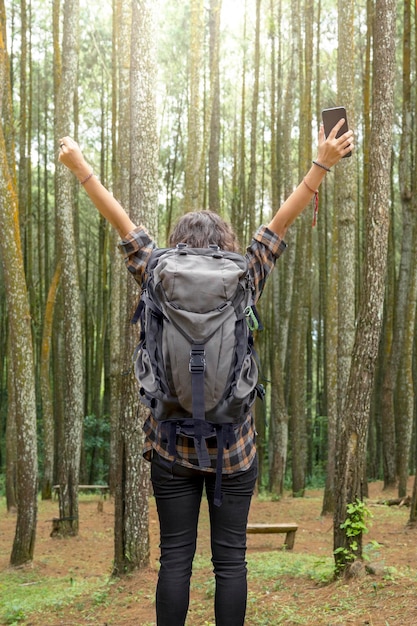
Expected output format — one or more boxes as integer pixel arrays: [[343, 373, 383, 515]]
[[189, 347, 206, 373]]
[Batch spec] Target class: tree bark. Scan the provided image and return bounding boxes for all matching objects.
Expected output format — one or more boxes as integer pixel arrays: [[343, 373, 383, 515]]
[[54, 0, 84, 536], [184, 0, 203, 212], [333, 0, 396, 574], [336, 0, 356, 417], [113, 0, 158, 574], [322, 202, 339, 515], [40, 263, 61, 499], [208, 0, 221, 213], [0, 29, 38, 565]]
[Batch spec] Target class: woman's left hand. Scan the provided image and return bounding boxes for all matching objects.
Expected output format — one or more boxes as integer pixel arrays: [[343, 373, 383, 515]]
[[316, 118, 354, 169]]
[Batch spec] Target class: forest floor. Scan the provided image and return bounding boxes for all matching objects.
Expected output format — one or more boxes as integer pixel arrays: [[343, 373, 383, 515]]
[[1, 478, 417, 626]]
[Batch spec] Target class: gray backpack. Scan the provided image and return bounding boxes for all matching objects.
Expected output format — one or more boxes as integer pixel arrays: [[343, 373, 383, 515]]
[[133, 244, 263, 503]]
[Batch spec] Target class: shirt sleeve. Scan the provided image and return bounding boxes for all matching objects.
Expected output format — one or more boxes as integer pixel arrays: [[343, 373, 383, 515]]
[[118, 225, 157, 285], [246, 225, 287, 302]]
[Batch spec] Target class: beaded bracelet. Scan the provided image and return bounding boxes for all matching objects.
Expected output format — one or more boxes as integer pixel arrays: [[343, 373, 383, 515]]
[[312, 160, 331, 172], [80, 171, 94, 185], [303, 178, 319, 227]]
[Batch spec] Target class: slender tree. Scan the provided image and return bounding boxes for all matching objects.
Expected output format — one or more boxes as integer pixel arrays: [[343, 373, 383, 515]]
[[0, 18, 38, 566], [267, 0, 288, 496], [288, 0, 313, 497], [108, 0, 124, 497], [184, 0, 203, 211], [112, 0, 133, 573], [381, 0, 413, 495], [231, 5, 248, 244], [333, 0, 396, 575], [112, 0, 158, 574], [335, 0, 356, 420], [40, 264, 61, 499], [54, 0, 84, 536], [208, 0, 221, 213], [246, 0, 261, 236], [322, 0, 356, 514]]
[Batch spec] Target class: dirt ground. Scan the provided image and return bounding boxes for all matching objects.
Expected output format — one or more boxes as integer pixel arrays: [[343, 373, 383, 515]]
[[1, 479, 417, 626]]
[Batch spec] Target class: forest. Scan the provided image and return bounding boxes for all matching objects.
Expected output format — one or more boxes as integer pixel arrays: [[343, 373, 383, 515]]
[[0, 0, 414, 576]]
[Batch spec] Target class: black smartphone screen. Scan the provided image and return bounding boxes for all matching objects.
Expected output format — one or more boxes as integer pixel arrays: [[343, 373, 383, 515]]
[[322, 107, 351, 158]]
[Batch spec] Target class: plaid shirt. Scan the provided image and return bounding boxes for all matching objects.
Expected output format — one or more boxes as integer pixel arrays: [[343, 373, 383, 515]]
[[119, 224, 287, 474]]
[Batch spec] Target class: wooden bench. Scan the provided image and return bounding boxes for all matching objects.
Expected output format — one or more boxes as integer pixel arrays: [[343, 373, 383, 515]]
[[247, 523, 298, 550]]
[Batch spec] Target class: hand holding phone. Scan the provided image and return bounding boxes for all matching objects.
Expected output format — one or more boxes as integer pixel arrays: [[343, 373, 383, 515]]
[[322, 107, 351, 158]]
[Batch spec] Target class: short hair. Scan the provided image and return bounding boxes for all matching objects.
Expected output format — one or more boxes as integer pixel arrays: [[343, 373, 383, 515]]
[[169, 210, 240, 252]]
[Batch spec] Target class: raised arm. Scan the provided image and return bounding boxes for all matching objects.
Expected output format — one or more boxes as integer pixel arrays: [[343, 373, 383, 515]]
[[58, 137, 136, 238], [268, 119, 354, 238]]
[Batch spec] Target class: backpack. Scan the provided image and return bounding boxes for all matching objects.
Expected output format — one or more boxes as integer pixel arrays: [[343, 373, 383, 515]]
[[132, 243, 263, 504]]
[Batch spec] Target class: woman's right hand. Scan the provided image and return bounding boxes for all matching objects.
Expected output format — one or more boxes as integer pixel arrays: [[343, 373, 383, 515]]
[[58, 137, 92, 182], [58, 136, 136, 237]]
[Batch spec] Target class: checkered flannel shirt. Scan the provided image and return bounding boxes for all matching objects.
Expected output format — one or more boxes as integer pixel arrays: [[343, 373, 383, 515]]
[[118, 224, 287, 474]]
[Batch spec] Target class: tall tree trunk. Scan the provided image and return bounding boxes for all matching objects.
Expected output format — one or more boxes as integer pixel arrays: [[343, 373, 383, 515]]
[[321, 200, 339, 514], [231, 8, 247, 244], [380, 0, 412, 491], [407, 7, 417, 527], [268, 310, 288, 495], [267, 0, 288, 496], [208, 0, 221, 213], [40, 263, 61, 499], [54, 0, 84, 536], [288, 0, 312, 497], [0, 24, 38, 565], [113, 0, 158, 574], [184, 0, 203, 212], [396, 235, 417, 496], [5, 334, 18, 512], [108, 0, 123, 497], [332, 0, 357, 510], [333, 0, 396, 575], [336, 0, 356, 417], [246, 0, 261, 237], [395, 0, 414, 497], [112, 0, 133, 572]]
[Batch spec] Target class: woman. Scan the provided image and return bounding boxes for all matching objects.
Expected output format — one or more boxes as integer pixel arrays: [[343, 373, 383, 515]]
[[59, 118, 353, 626]]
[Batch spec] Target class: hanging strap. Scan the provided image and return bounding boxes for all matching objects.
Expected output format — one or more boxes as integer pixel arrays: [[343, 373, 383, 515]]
[[193, 419, 211, 468], [214, 426, 224, 507], [176, 419, 214, 469], [162, 420, 237, 508], [213, 424, 236, 507]]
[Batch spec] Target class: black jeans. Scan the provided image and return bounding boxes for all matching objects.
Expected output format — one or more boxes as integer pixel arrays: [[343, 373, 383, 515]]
[[151, 452, 258, 626]]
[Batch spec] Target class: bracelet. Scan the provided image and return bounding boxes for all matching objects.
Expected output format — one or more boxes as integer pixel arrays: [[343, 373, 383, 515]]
[[312, 160, 331, 172], [80, 171, 94, 185], [303, 178, 319, 227]]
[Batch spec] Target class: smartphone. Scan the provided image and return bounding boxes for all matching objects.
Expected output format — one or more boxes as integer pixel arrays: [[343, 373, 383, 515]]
[[322, 106, 351, 157]]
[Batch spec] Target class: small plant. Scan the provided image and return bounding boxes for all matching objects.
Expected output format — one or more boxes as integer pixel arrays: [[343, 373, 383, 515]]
[[341, 499, 372, 538], [363, 539, 383, 562], [3, 604, 26, 624], [334, 498, 373, 572]]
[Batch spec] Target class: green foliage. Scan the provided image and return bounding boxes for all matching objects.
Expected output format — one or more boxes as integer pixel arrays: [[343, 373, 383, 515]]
[[341, 499, 372, 538], [2, 604, 26, 625], [83, 414, 110, 484], [193, 549, 334, 585], [0, 569, 107, 625], [334, 498, 373, 568]]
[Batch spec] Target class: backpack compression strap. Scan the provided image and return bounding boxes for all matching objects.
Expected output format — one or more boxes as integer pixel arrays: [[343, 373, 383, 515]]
[[189, 344, 211, 469], [189, 343, 206, 421]]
